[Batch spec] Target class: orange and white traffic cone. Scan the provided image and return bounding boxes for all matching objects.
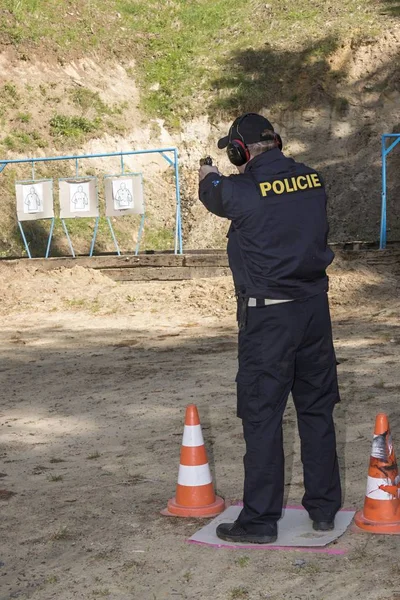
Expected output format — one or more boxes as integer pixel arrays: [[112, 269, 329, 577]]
[[355, 413, 400, 534], [162, 404, 225, 517]]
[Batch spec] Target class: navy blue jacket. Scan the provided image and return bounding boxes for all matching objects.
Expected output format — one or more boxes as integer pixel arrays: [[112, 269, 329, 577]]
[[199, 148, 334, 299]]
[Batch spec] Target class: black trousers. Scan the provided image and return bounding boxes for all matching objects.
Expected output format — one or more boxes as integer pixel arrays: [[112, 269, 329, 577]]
[[236, 292, 342, 535]]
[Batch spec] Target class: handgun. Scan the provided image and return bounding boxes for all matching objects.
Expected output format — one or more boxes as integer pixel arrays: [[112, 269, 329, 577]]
[[199, 156, 213, 166]]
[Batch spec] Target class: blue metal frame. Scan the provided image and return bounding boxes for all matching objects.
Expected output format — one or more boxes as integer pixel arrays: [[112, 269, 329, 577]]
[[380, 134, 400, 249], [104, 172, 145, 256], [0, 148, 183, 257]]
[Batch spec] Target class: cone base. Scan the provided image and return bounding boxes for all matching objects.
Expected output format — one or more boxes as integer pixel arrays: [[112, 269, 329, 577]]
[[354, 510, 400, 534], [161, 495, 225, 518]]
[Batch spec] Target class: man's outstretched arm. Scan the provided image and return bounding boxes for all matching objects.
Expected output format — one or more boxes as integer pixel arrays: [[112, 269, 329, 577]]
[[198, 165, 228, 218]]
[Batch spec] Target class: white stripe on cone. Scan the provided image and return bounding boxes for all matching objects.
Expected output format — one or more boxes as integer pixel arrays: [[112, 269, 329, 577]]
[[182, 424, 205, 448], [178, 463, 212, 487], [366, 476, 396, 500]]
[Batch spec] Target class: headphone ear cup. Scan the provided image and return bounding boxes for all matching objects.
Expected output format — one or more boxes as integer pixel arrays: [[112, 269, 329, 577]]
[[227, 140, 250, 166]]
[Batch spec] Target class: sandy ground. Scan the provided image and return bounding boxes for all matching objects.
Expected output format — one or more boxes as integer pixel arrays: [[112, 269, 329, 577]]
[[1, 257, 400, 600]]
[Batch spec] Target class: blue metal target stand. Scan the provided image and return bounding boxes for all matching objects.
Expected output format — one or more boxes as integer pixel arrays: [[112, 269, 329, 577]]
[[380, 133, 400, 249], [58, 172, 99, 259], [0, 147, 183, 258], [103, 171, 145, 257]]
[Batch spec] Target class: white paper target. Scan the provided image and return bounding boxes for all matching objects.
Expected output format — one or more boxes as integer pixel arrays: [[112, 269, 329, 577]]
[[59, 178, 99, 219], [104, 175, 144, 217], [16, 180, 54, 221], [23, 183, 43, 214], [113, 179, 134, 210], [69, 182, 90, 212]]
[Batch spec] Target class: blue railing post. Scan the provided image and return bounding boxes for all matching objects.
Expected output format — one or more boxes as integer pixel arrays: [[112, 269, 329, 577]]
[[380, 135, 387, 250], [380, 133, 400, 250], [174, 148, 183, 255]]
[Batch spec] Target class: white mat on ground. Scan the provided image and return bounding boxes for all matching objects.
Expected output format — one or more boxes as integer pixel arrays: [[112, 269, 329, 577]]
[[188, 505, 355, 552]]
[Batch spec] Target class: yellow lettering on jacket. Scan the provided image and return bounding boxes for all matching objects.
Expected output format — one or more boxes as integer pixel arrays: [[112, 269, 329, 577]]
[[284, 178, 295, 193], [272, 180, 285, 194], [259, 173, 323, 197], [260, 182, 272, 197], [311, 173, 322, 187], [297, 176, 308, 190]]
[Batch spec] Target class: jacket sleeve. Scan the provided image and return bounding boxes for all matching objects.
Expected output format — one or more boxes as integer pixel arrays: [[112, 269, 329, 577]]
[[198, 172, 228, 218]]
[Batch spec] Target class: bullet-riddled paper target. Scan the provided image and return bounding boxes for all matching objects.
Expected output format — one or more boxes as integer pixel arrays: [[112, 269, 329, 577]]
[[59, 178, 99, 218], [16, 180, 54, 221], [104, 174, 144, 217]]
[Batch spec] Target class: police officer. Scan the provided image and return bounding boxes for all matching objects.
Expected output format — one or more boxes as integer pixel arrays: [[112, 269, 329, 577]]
[[198, 113, 341, 544]]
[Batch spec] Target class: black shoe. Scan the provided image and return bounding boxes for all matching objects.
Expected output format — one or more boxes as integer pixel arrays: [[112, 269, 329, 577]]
[[216, 521, 277, 544], [312, 520, 334, 532]]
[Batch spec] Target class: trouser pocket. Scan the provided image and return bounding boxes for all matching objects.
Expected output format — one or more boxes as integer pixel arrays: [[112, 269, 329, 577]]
[[236, 372, 290, 422]]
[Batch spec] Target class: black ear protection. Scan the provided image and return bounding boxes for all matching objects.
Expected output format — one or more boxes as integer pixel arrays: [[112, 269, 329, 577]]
[[226, 113, 283, 167]]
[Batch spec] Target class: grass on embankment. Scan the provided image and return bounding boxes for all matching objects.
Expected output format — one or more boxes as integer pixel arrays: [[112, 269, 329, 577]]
[[0, 0, 397, 256], [0, 0, 396, 125]]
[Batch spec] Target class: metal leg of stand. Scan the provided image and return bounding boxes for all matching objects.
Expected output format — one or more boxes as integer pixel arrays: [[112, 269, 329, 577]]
[[174, 204, 179, 255], [18, 221, 32, 259], [61, 219, 76, 258], [107, 217, 121, 256], [45, 218, 55, 258], [135, 214, 145, 256], [89, 217, 100, 257]]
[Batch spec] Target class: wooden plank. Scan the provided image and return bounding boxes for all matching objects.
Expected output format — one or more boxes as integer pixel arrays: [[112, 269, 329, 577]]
[[184, 254, 228, 267], [335, 249, 400, 260], [27, 254, 185, 270], [334, 249, 400, 272], [101, 266, 230, 281], [21, 253, 229, 271], [7, 256, 81, 270], [99, 255, 185, 269], [331, 242, 379, 251], [3, 246, 400, 277]]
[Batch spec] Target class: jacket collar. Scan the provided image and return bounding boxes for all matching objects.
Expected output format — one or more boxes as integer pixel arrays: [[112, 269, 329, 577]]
[[245, 148, 285, 172]]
